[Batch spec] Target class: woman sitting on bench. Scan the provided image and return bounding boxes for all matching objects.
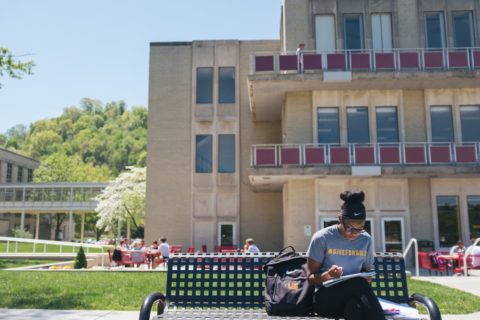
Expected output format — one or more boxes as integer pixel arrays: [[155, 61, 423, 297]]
[[306, 190, 385, 320]]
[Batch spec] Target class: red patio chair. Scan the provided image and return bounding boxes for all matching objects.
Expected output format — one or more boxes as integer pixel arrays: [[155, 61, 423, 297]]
[[201, 245, 207, 253], [418, 252, 446, 276]]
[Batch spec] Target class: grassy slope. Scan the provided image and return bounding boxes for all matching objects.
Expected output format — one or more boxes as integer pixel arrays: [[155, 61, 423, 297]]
[[0, 259, 58, 270]]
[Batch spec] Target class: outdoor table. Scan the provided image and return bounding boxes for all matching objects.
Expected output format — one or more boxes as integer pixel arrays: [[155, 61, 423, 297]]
[[437, 255, 462, 276], [145, 250, 158, 269]]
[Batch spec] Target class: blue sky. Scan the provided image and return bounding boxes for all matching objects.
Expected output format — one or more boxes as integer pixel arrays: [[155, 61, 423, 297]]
[[0, 0, 280, 133]]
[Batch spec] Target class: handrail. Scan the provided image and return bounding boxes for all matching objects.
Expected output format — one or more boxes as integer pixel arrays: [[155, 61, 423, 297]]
[[404, 238, 419, 278], [463, 237, 480, 277], [0, 236, 114, 267]]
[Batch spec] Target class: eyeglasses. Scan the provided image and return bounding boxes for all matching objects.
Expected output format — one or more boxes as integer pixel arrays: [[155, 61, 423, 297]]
[[342, 219, 365, 234]]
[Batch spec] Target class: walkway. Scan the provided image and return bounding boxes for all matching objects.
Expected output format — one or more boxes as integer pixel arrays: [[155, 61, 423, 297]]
[[416, 276, 480, 297]]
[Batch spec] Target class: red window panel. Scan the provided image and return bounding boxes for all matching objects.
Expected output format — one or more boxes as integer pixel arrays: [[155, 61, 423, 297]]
[[279, 55, 298, 71], [430, 146, 451, 164], [255, 149, 276, 166], [455, 146, 477, 163], [424, 52, 444, 68], [473, 51, 480, 67], [305, 148, 325, 165], [255, 56, 275, 72], [448, 51, 469, 68], [280, 148, 301, 165], [399, 52, 420, 69], [303, 54, 322, 70], [330, 147, 350, 164], [375, 52, 395, 69], [327, 54, 347, 70], [351, 53, 370, 69], [355, 147, 376, 164], [379, 146, 401, 164], [404, 146, 426, 164]]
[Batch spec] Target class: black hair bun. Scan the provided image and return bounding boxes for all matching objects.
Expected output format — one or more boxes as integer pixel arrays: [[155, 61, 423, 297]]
[[340, 190, 365, 203]]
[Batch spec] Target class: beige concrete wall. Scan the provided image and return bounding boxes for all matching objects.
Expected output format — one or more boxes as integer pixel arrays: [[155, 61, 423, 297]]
[[145, 43, 193, 248], [408, 179, 434, 243], [403, 90, 427, 143], [396, 0, 421, 48], [240, 40, 284, 252], [282, 0, 312, 51], [283, 180, 316, 251], [283, 92, 313, 144]]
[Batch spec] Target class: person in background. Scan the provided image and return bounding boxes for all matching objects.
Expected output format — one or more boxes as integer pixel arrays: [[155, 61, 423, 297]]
[[58, 231, 63, 241], [130, 241, 147, 265], [151, 240, 159, 250], [450, 240, 465, 255], [124, 238, 131, 250], [112, 240, 127, 265], [244, 238, 260, 253], [296, 43, 305, 73], [152, 237, 170, 269], [140, 239, 146, 250]]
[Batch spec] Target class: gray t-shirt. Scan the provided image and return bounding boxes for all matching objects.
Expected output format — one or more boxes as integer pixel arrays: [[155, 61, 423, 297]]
[[307, 225, 374, 276]]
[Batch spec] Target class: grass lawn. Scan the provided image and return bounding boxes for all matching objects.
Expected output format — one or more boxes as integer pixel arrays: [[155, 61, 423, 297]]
[[0, 271, 479, 314], [0, 242, 110, 254], [0, 259, 58, 270]]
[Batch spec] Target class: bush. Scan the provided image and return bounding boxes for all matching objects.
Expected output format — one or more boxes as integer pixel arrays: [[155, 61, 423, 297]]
[[73, 246, 88, 269], [10, 227, 33, 239]]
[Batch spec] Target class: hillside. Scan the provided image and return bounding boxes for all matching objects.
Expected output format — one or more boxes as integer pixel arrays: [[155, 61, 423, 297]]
[[0, 98, 147, 178]]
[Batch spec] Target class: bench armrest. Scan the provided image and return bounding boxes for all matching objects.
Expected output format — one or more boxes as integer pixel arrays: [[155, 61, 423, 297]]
[[409, 293, 441, 320], [139, 292, 169, 320]]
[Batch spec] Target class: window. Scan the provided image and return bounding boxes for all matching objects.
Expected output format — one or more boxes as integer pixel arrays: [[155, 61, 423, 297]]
[[431, 106, 454, 143], [347, 107, 369, 143], [453, 12, 474, 48], [17, 166, 23, 183], [6, 163, 12, 183], [15, 189, 23, 202], [437, 196, 461, 247], [27, 169, 33, 182], [460, 106, 480, 142], [372, 13, 393, 51], [425, 12, 445, 49], [218, 222, 235, 246], [376, 107, 399, 143], [315, 15, 336, 67], [382, 218, 404, 253], [344, 14, 364, 50], [218, 135, 235, 173], [196, 68, 213, 104], [196, 135, 213, 173], [318, 108, 340, 144], [218, 67, 235, 103], [467, 196, 480, 240]]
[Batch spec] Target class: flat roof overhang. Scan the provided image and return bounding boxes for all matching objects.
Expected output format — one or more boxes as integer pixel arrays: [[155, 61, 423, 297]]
[[248, 166, 480, 192], [248, 70, 480, 121]]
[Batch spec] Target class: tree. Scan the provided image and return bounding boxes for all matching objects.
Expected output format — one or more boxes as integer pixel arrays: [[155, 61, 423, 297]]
[[10, 227, 33, 239], [6, 124, 27, 143], [5, 138, 19, 150], [0, 134, 6, 147], [39, 212, 69, 241], [0, 47, 35, 89], [95, 167, 146, 236], [73, 246, 88, 269]]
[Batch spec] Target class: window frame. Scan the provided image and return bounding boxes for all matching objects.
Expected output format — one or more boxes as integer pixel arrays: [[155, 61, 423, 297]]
[[218, 67, 236, 104], [343, 13, 365, 50], [27, 169, 33, 182], [317, 107, 341, 145], [371, 13, 393, 51], [430, 106, 454, 143], [435, 196, 462, 249], [196, 134, 213, 174], [452, 11, 475, 48], [376, 106, 399, 144], [424, 12, 446, 49], [6, 163, 12, 183], [217, 222, 236, 246], [218, 134, 235, 173], [196, 67, 214, 104], [381, 217, 405, 253], [17, 166, 23, 183], [347, 107, 370, 144]]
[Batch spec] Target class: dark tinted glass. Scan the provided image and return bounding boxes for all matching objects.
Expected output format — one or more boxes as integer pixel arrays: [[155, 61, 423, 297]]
[[344, 14, 364, 50], [318, 108, 340, 144], [453, 12, 474, 48], [460, 106, 480, 142], [376, 107, 399, 143], [425, 12, 445, 48], [196, 135, 212, 173], [196, 68, 213, 104], [347, 107, 369, 143], [220, 224, 234, 245], [431, 106, 454, 142], [218, 135, 235, 173], [437, 196, 461, 247], [467, 196, 480, 240], [219, 67, 235, 103]]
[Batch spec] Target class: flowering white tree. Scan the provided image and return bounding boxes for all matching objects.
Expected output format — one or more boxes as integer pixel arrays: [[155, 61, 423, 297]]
[[95, 166, 146, 233]]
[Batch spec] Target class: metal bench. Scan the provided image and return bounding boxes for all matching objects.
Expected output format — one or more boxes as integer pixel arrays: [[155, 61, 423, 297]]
[[140, 252, 441, 320]]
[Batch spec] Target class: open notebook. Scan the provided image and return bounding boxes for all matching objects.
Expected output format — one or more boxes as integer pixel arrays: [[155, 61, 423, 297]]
[[323, 271, 376, 287]]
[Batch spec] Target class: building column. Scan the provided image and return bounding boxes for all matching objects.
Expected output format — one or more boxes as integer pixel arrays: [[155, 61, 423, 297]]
[[20, 209, 25, 238], [35, 212, 40, 240], [81, 212, 85, 243], [127, 217, 130, 240], [68, 209, 73, 242]]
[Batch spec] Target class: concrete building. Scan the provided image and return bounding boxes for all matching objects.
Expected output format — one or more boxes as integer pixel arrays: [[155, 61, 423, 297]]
[[146, 0, 480, 254], [0, 148, 40, 183]]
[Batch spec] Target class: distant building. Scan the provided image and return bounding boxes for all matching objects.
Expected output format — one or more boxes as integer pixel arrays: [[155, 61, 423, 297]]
[[146, 0, 480, 253], [0, 148, 40, 183]]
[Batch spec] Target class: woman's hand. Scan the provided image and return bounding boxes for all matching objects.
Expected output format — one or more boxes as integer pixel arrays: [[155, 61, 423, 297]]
[[364, 275, 372, 283], [327, 265, 343, 278]]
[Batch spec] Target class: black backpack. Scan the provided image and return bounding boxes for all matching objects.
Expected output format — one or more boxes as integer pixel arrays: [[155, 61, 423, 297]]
[[264, 246, 314, 316]]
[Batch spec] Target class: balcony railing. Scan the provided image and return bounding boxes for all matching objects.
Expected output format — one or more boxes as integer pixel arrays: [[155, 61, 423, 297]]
[[250, 142, 480, 168], [250, 48, 480, 75]]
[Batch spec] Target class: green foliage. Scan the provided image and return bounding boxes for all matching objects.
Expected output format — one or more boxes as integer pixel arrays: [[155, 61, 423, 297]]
[[9, 227, 33, 239], [5, 98, 147, 177], [0, 47, 35, 89], [5, 138, 19, 149], [73, 246, 88, 269]]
